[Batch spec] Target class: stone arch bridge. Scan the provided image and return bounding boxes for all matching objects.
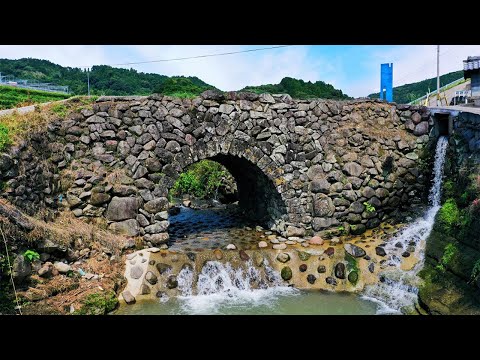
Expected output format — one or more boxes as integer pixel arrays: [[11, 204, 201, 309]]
[[0, 91, 434, 246]]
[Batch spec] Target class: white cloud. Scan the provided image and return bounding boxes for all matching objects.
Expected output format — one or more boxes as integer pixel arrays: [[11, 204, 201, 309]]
[[0, 45, 110, 68], [122, 45, 321, 91]]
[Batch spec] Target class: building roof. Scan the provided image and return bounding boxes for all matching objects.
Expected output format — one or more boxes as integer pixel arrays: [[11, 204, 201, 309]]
[[464, 56, 480, 71], [463, 56, 480, 79]]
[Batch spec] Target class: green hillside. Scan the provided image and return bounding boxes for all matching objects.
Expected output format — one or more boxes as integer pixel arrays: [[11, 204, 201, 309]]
[[241, 77, 350, 100], [0, 85, 70, 110], [0, 58, 351, 101], [0, 58, 216, 97], [368, 70, 464, 104]]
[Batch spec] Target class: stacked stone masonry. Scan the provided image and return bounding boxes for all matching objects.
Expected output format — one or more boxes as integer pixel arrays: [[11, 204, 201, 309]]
[[0, 91, 435, 246]]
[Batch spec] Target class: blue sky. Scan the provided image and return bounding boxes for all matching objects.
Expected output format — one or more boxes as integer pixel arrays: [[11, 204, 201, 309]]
[[0, 45, 478, 97]]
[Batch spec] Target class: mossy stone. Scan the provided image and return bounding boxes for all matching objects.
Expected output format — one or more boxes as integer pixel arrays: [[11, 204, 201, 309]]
[[281, 266, 292, 281]]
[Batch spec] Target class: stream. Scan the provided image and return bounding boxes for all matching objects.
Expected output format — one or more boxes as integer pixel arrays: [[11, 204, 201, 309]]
[[115, 137, 448, 315]]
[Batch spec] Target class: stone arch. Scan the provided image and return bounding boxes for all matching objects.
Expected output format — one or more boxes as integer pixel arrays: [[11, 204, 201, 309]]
[[137, 140, 290, 246]]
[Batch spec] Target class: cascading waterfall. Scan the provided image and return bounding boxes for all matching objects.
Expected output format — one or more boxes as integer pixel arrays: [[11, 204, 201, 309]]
[[174, 260, 298, 314], [362, 136, 449, 314]]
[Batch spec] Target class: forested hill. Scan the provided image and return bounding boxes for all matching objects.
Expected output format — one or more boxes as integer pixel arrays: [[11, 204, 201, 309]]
[[241, 77, 351, 100], [0, 58, 216, 96], [368, 70, 464, 104], [0, 58, 351, 99]]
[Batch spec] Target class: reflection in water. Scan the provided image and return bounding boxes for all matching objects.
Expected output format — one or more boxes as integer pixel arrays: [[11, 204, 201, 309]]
[[168, 204, 268, 251]]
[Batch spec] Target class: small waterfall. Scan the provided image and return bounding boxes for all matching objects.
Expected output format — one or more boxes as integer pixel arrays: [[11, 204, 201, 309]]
[[174, 260, 297, 314], [362, 136, 449, 313]]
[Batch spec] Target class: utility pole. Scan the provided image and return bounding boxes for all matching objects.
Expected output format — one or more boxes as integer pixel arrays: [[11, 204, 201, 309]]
[[87, 68, 90, 96], [436, 45, 440, 106]]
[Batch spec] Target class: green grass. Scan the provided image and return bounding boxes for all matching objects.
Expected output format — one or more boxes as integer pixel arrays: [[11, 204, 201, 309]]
[[0, 85, 70, 110], [0, 124, 10, 152], [51, 103, 68, 117], [0, 96, 95, 151]]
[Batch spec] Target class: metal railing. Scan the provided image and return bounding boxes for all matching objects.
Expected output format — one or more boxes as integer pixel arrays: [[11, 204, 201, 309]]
[[407, 77, 466, 105], [0, 73, 69, 94]]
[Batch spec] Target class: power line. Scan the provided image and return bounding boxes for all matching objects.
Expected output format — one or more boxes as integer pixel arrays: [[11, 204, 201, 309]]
[[81, 45, 293, 69], [394, 45, 457, 86]]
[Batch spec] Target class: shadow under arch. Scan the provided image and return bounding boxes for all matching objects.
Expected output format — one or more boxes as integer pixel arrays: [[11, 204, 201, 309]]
[[208, 153, 288, 227], [165, 152, 289, 240]]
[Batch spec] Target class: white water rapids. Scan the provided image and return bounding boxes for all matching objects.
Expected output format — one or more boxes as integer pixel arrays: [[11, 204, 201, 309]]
[[174, 260, 299, 314], [362, 136, 449, 313]]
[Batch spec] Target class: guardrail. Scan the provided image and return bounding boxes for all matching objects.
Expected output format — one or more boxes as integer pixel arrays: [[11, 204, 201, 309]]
[[0, 74, 69, 94], [407, 77, 466, 105]]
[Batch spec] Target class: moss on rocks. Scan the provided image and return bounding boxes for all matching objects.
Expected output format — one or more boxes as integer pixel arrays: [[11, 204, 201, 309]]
[[75, 290, 119, 315], [418, 261, 480, 315]]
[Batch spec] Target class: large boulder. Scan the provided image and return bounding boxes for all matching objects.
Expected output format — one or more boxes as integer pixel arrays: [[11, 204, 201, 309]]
[[12, 255, 31, 283], [109, 219, 140, 237], [313, 194, 335, 217], [310, 177, 330, 193], [144, 221, 169, 234], [90, 192, 111, 206], [144, 198, 169, 214], [343, 162, 364, 177], [0, 154, 13, 173], [106, 197, 139, 221], [286, 226, 305, 237], [201, 89, 225, 101], [54, 261, 72, 274], [344, 243, 366, 258], [413, 121, 429, 136]]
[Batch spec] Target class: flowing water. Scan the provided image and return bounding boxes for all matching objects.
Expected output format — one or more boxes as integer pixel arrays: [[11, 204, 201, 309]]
[[168, 205, 264, 251], [117, 137, 449, 315], [116, 259, 378, 315], [361, 136, 449, 313]]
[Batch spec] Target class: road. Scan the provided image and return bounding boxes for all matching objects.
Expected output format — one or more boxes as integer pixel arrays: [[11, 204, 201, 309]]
[[0, 104, 38, 117], [429, 105, 480, 115], [422, 79, 470, 107], [0, 98, 71, 118]]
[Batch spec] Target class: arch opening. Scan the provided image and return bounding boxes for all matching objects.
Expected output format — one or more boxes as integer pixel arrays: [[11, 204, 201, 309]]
[[166, 155, 288, 250]]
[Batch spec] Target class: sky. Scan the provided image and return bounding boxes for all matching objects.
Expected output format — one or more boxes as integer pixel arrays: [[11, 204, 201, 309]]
[[0, 45, 478, 97]]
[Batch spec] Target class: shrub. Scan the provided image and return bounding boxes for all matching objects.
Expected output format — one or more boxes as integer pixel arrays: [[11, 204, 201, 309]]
[[171, 160, 231, 199], [443, 180, 455, 198], [438, 198, 459, 228]]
